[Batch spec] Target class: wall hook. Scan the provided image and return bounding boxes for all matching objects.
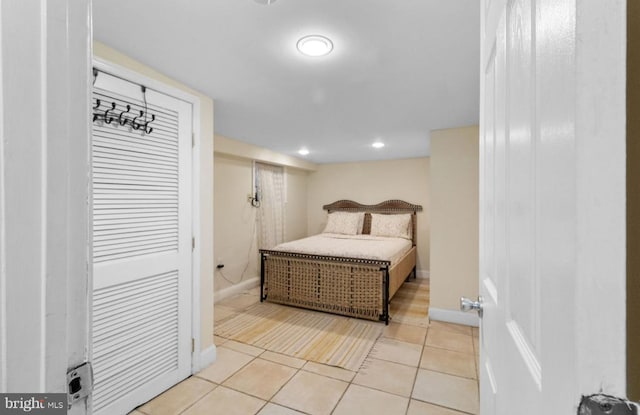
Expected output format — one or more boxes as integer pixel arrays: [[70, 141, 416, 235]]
[[143, 114, 155, 134], [92, 99, 101, 122], [131, 110, 144, 130], [104, 102, 116, 124], [118, 104, 131, 126]]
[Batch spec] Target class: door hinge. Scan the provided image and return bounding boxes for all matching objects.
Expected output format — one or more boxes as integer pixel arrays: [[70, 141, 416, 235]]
[[192, 338, 195, 353], [192, 237, 195, 250], [67, 362, 93, 407]]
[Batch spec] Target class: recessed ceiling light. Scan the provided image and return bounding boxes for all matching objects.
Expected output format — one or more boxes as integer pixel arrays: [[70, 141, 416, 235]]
[[297, 35, 333, 57], [372, 142, 385, 149], [298, 148, 310, 156]]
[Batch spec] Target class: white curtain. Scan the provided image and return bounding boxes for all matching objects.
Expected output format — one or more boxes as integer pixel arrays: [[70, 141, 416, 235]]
[[256, 162, 285, 249]]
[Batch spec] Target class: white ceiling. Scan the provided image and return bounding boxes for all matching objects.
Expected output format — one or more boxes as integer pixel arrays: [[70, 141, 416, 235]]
[[93, 0, 480, 164]]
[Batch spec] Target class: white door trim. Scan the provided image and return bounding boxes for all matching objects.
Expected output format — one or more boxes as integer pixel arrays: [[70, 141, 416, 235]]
[[91, 58, 204, 373]]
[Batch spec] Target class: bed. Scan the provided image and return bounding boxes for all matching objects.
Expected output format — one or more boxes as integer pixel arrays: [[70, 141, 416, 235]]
[[259, 199, 423, 324]]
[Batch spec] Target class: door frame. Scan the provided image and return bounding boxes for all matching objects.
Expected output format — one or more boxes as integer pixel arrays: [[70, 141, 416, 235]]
[[90, 58, 204, 373]]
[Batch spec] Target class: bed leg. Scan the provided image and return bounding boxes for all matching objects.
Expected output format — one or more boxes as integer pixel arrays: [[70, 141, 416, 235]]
[[260, 253, 266, 302], [381, 266, 390, 325], [412, 266, 417, 279]]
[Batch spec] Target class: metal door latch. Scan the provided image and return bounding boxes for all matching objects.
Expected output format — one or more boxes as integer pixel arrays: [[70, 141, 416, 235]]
[[578, 394, 639, 415], [460, 296, 483, 317], [67, 362, 93, 407]]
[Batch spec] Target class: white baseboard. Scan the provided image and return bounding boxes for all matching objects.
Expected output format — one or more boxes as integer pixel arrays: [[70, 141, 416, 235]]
[[214, 277, 260, 303], [194, 345, 217, 372], [429, 307, 479, 327], [416, 270, 430, 280]]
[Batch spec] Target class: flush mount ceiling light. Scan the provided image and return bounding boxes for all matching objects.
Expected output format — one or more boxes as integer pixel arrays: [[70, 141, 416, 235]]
[[297, 35, 333, 57], [254, 0, 277, 4], [298, 148, 310, 156], [372, 142, 385, 149]]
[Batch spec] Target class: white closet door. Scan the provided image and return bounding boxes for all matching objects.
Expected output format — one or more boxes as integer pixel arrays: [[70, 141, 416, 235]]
[[91, 72, 192, 415]]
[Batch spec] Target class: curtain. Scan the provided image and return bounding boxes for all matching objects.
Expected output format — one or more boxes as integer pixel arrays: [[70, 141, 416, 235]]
[[256, 162, 285, 249]]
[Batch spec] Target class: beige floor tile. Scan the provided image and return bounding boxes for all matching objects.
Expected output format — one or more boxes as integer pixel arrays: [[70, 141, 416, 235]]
[[129, 411, 148, 415], [182, 386, 265, 415], [382, 322, 428, 345], [223, 358, 297, 400], [214, 305, 239, 322], [272, 370, 348, 415], [302, 361, 355, 382], [420, 346, 477, 379], [222, 340, 264, 357], [407, 399, 468, 415], [333, 384, 409, 415], [214, 335, 228, 346], [472, 327, 479, 338], [425, 328, 474, 354], [412, 369, 479, 414], [196, 347, 255, 384], [218, 294, 259, 311], [473, 336, 479, 355], [369, 337, 423, 367], [429, 321, 473, 336], [256, 403, 305, 415], [353, 358, 417, 397], [260, 351, 306, 369], [139, 377, 215, 415]]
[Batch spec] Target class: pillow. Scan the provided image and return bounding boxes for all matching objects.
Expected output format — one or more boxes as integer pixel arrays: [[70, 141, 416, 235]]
[[323, 212, 364, 235], [369, 213, 412, 239]]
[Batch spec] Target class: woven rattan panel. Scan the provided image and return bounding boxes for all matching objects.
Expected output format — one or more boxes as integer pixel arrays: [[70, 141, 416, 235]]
[[264, 257, 384, 320]]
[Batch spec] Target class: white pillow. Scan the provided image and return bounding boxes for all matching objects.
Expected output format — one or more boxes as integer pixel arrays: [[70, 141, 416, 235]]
[[369, 213, 412, 239], [323, 212, 364, 235]]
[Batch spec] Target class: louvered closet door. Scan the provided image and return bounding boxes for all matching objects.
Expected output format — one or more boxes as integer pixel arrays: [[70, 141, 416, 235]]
[[91, 72, 192, 415]]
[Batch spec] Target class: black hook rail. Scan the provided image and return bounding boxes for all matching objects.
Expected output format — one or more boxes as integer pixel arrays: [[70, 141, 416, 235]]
[[92, 70, 155, 135], [92, 98, 155, 135]]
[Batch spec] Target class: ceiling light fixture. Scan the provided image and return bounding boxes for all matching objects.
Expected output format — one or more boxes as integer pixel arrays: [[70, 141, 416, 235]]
[[297, 35, 333, 57], [298, 148, 310, 156], [372, 142, 385, 149], [254, 0, 277, 4]]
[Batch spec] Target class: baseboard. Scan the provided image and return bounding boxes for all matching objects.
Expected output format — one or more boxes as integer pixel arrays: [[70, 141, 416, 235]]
[[214, 277, 260, 303], [416, 270, 430, 280], [429, 307, 479, 327], [195, 344, 217, 372]]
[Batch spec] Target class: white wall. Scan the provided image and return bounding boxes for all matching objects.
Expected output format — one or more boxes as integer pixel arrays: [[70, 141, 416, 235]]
[[307, 158, 430, 273], [429, 126, 479, 315], [213, 136, 313, 297]]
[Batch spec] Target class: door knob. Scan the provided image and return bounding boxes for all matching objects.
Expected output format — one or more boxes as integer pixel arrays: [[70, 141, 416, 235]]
[[460, 296, 483, 317]]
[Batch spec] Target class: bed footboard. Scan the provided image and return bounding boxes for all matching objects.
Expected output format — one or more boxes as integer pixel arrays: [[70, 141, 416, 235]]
[[260, 250, 391, 323]]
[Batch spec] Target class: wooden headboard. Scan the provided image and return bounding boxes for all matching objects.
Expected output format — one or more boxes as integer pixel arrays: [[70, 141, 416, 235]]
[[322, 200, 423, 246]]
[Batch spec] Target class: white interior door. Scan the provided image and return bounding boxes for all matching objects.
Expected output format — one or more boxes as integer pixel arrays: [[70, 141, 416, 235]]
[[479, 0, 626, 413], [91, 71, 193, 415]]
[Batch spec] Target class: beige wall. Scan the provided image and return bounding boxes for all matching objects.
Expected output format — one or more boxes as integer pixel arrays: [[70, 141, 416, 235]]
[[307, 158, 430, 273], [213, 137, 312, 293], [429, 126, 479, 311], [94, 42, 215, 350]]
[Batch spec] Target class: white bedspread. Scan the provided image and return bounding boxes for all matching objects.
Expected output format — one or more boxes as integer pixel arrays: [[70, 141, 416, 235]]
[[271, 233, 412, 265]]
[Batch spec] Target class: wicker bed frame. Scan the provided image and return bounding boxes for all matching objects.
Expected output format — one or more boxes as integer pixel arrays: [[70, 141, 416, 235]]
[[259, 199, 423, 324]]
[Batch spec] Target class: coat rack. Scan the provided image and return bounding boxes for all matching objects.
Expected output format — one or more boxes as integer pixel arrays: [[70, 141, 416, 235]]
[[92, 69, 155, 135]]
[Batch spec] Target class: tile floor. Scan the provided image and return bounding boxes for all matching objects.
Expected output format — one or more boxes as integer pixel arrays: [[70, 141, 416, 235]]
[[131, 284, 480, 415]]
